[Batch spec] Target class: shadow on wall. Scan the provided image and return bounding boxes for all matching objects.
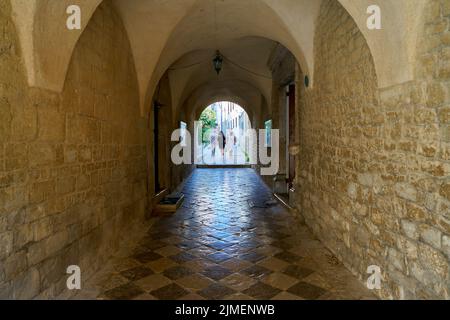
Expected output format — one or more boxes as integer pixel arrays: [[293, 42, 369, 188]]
[[0, 1, 150, 299]]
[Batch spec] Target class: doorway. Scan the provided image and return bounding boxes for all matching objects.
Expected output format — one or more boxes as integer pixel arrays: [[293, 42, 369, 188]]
[[197, 101, 252, 166], [153, 103, 163, 194], [287, 84, 296, 189]]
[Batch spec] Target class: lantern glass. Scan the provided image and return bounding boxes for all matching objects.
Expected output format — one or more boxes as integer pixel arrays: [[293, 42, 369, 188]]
[[213, 51, 223, 75]]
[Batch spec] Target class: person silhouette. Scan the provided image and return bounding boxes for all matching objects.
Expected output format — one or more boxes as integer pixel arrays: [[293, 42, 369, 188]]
[[230, 131, 238, 162], [210, 127, 217, 158], [218, 130, 226, 158]]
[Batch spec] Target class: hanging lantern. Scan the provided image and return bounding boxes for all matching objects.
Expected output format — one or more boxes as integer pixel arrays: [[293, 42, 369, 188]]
[[213, 51, 223, 75]]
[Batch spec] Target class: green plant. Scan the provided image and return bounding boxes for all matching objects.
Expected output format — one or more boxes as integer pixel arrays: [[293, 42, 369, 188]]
[[200, 108, 217, 144], [242, 149, 250, 163]]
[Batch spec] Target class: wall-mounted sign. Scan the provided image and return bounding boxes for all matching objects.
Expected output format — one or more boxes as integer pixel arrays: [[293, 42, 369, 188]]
[[265, 120, 272, 147], [180, 121, 187, 147]]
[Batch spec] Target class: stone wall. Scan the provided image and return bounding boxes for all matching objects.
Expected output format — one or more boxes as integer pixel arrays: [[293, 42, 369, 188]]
[[260, 48, 296, 189], [296, 0, 450, 299], [0, 1, 149, 298]]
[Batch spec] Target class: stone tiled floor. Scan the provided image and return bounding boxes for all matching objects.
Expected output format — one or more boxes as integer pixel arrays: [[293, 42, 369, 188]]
[[199, 144, 247, 165], [76, 169, 376, 300]]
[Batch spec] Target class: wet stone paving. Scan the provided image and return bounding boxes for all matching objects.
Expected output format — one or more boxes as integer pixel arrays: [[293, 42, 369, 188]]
[[78, 169, 375, 300]]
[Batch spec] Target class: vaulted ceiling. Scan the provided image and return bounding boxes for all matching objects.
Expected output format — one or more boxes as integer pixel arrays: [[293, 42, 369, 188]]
[[11, 0, 427, 116]]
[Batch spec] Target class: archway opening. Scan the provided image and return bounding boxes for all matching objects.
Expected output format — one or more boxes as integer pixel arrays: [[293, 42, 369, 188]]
[[197, 101, 252, 166]]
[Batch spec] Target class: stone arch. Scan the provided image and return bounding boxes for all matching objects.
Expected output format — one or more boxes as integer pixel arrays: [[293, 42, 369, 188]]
[[10, 0, 428, 114], [183, 79, 268, 127], [142, 0, 311, 117], [166, 38, 275, 121], [10, 0, 103, 91], [336, 0, 428, 88], [410, 0, 439, 79], [195, 99, 254, 128], [194, 97, 255, 127]]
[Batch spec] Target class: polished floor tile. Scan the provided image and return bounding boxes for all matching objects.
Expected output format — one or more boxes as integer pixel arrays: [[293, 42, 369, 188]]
[[77, 169, 375, 300]]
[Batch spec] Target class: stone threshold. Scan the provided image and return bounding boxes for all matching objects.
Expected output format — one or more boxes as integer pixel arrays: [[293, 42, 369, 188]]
[[273, 192, 294, 211], [197, 165, 252, 169]]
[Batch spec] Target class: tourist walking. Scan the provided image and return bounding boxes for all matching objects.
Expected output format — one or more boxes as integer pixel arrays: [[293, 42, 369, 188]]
[[210, 128, 217, 157], [218, 130, 226, 158]]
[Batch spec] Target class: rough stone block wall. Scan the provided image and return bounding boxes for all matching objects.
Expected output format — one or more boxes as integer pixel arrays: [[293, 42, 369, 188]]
[[297, 0, 450, 299], [0, 1, 149, 298]]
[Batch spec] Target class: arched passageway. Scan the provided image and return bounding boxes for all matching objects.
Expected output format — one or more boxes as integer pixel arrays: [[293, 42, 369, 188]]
[[0, 0, 449, 300]]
